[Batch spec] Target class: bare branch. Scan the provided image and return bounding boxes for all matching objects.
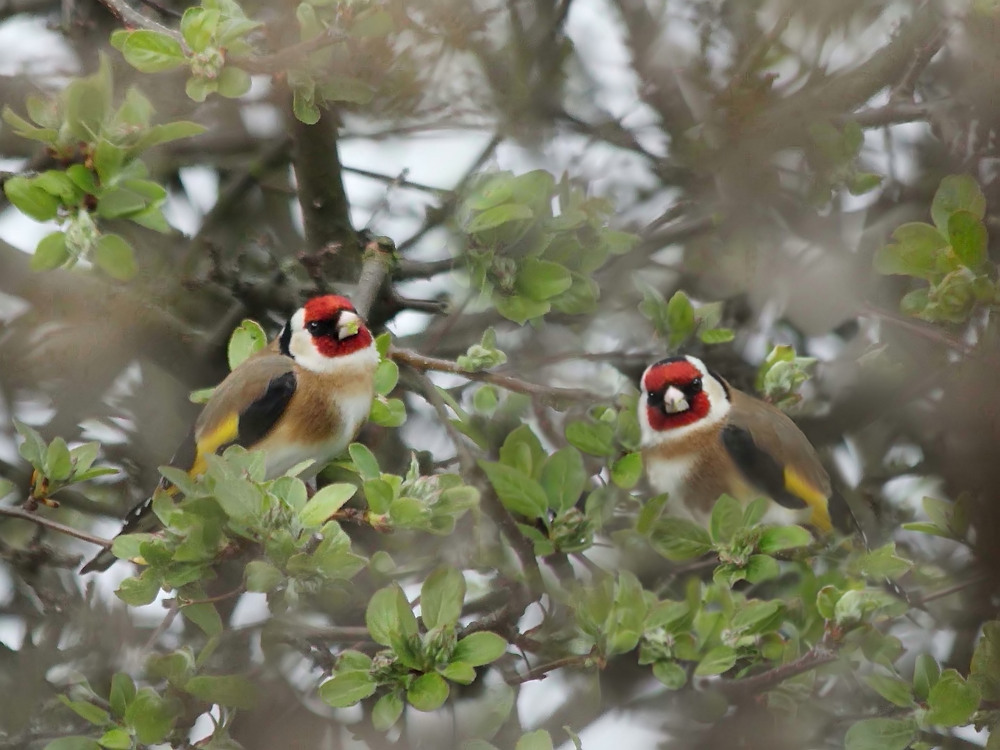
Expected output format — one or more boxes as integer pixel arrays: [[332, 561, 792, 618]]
[[94, 0, 181, 38], [391, 347, 600, 406], [0, 505, 112, 549], [713, 644, 838, 700]]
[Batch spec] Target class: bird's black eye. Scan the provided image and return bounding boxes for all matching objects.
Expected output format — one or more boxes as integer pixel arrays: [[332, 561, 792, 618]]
[[647, 389, 664, 407], [306, 318, 336, 337], [689, 377, 702, 392]]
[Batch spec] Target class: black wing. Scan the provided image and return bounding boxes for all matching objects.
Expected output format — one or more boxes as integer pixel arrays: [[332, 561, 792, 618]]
[[223, 370, 297, 451], [720, 424, 807, 510]]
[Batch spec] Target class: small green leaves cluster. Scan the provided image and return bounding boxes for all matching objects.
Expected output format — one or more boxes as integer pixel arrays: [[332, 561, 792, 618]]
[[479, 425, 602, 555], [755, 345, 817, 408], [638, 288, 734, 349], [370, 333, 407, 427], [112, 447, 366, 620], [289, 2, 396, 123], [13, 420, 117, 504], [460, 170, 638, 324], [843, 625, 1000, 750], [111, 0, 260, 102], [875, 175, 995, 323], [3, 57, 204, 279], [351, 445, 479, 535], [319, 573, 508, 727], [647, 495, 815, 586], [456, 328, 508, 372], [49, 674, 177, 749], [806, 120, 882, 203]]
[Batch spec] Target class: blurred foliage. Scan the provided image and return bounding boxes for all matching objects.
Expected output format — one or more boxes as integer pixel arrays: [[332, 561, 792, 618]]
[[1, 0, 1000, 749]]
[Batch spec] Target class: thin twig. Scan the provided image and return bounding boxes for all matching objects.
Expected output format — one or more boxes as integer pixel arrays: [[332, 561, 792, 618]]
[[859, 302, 976, 356], [891, 25, 947, 102], [181, 584, 246, 606], [713, 643, 838, 700], [0, 505, 112, 548], [506, 653, 594, 685], [94, 0, 181, 38], [913, 573, 990, 607], [391, 348, 600, 406]]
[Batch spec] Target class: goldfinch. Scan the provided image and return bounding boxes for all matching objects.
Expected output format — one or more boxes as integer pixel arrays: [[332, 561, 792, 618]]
[[82, 295, 379, 573], [638, 355, 833, 533]]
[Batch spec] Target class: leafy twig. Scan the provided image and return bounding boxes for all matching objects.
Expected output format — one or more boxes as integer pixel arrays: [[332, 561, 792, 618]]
[[507, 653, 594, 685], [713, 643, 838, 700]]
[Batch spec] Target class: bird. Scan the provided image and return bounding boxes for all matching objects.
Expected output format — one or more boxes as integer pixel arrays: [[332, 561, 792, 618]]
[[81, 294, 379, 573], [638, 354, 832, 533]]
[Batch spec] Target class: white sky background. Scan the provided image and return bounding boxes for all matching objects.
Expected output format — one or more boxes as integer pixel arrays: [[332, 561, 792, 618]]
[[0, 0, 963, 747]]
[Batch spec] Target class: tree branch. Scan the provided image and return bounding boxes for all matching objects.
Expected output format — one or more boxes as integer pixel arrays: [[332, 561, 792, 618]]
[[0, 505, 112, 549], [94, 0, 181, 38], [391, 348, 600, 406], [713, 645, 838, 700], [352, 237, 395, 320]]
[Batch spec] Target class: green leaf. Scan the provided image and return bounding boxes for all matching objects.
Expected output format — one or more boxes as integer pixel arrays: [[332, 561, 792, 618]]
[[452, 632, 508, 666], [58, 696, 110, 725], [298, 483, 356, 528], [744, 554, 780, 583], [611, 452, 643, 490], [478, 460, 548, 519], [180, 7, 220, 52], [540, 447, 587, 513], [43, 739, 101, 750], [43, 436, 72, 480], [913, 653, 941, 701], [5, 176, 60, 221], [121, 31, 187, 73], [98, 728, 132, 749], [564, 420, 615, 457], [730, 599, 784, 634], [926, 668, 980, 726], [31, 231, 70, 271], [292, 86, 320, 124], [364, 479, 394, 514], [666, 290, 696, 347], [319, 671, 376, 708], [947, 210, 988, 269], [217, 66, 251, 98], [124, 688, 174, 745], [499, 425, 545, 476], [185, 675, 257, 709], [374, 359, 399, 395], [365, 584, 418, 646], [650, 518, 713, 561], [652, 660, 688, 689], [372, 692, 404, 731], [369, 396, 406, 426], [93, 234, 137, 281], [348, 443, 380, 480], [182, 602, 223, 636], [865, 673, 915, 708], [493, 294, 550, 324], [515, 731, 554, 750], [467, 203, 533, 233], [708, 494, 742, 544], [227, 319, 267, 369], [116, 571, 160, 605], [407, 673, 449, 711], [694, 645, 737, 676], [439, 661, 476, 684], [109, 673, 136, 718], [244, 560, 282, 593], [931, 174, 986, 232], [758, 525, 813, 553], [515, 259, 573, 301], [132, 121, 207, 150], [96, 187, 147, 219], [873, 223, 947, 279], [844, 718, 916, 750], [971, 621, 1000, 701], [699, 327, 735, 344], [421, 566, 465, 629], [186, 76, 218, 102]]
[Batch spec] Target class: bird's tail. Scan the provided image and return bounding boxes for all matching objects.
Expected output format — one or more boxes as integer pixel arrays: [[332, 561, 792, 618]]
[[79, 489, 166, 574], [80, 547, 117, 574]]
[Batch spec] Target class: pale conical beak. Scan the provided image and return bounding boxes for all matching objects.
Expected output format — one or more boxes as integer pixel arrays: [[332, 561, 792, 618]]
[[337, 311, 362, 340], [662, 386, 689, 414]]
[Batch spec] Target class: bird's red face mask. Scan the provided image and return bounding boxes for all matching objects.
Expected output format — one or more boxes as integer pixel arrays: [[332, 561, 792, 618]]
[[302, 295, 373, 358], [643, 359, 711, 431]]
